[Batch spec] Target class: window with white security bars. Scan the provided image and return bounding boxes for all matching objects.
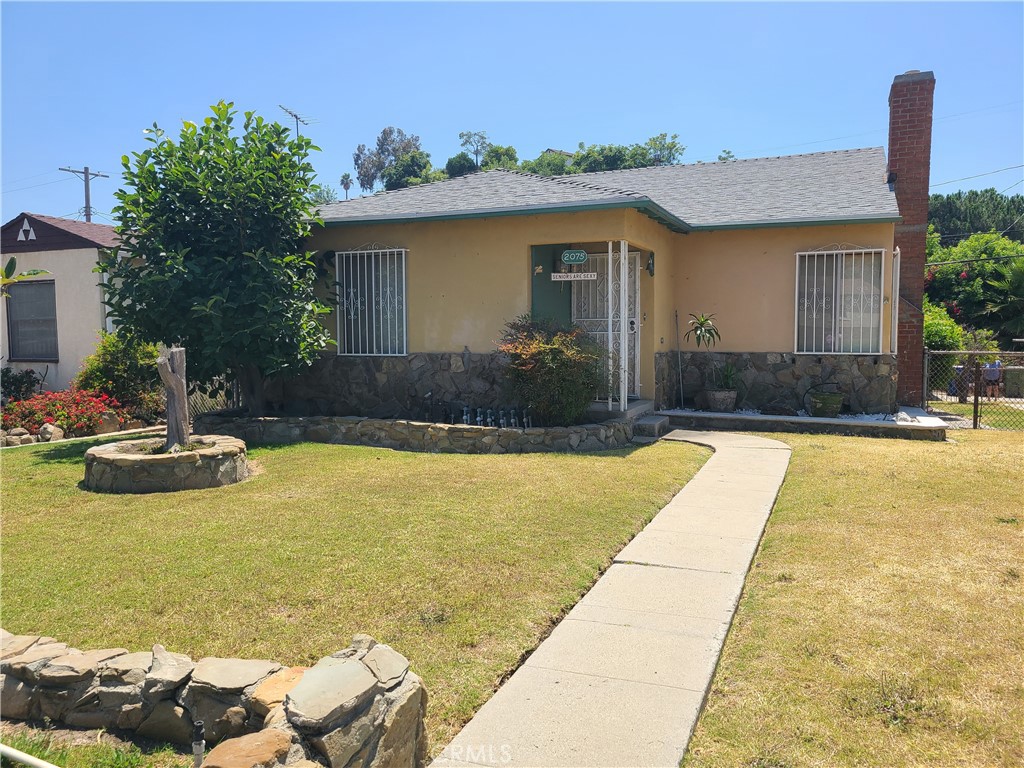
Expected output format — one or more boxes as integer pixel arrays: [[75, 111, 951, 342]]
[[335, 248, 407, 355], [795, 249, 885, 354]]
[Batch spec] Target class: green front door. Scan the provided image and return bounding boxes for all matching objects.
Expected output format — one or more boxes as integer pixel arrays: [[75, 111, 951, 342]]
[[530, 244, 572, 326]]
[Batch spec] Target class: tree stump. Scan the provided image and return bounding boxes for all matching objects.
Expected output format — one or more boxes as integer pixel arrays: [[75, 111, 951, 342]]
[[157, 346, 188, 452]]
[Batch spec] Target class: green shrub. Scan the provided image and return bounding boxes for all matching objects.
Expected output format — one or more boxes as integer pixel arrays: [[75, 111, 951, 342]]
[[923, 298, 964, 351], [73, 331, 161, 415], [1, 367, 43, 403], [497, 315, 605, 426]]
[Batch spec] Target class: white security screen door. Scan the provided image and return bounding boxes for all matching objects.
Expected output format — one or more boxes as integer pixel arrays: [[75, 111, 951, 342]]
[[571, 246, 641, 401]]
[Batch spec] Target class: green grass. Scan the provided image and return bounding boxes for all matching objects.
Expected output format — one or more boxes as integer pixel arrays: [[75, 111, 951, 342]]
[[0, 436, 707, 755], [930, 400, 1024, 430], [684, 430, 1024, 768], [0, 727, 187, 768]]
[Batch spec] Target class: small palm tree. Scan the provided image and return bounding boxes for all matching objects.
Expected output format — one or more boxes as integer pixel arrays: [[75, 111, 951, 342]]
[[987, 256, 1024, 342], [340, 173, 354, 200]]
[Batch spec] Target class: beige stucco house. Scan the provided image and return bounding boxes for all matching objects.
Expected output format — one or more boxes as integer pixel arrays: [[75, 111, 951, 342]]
[[1, 214, 116, 391], [277, 71, 934, 418]]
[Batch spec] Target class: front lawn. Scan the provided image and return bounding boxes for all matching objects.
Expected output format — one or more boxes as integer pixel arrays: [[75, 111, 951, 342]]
[[0, 437, 707, 754], [685, 430, 1024, 768]]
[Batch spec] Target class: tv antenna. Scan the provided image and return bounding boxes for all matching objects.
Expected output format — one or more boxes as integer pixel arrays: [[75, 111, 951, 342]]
[[278, 105, 316, 137]]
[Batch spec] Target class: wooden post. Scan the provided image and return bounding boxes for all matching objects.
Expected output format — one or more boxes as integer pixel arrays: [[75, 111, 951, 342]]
[[157, 345, 188, 451]]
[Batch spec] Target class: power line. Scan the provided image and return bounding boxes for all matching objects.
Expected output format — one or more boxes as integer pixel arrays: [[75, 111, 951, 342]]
[[3, 176, 75, 194], [999, 179, 1024, 194], [1, 170, 62, 187], [1000, 211, 1024, 237], [930, 165, 1024, 188]]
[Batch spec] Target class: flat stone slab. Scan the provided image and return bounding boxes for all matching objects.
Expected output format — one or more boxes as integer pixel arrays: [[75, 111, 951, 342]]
[[190, 657, 281, 692], [37, 648, 128, 684], [433, 431, 790, 767], [201, 729, 291, 768], [250, 666, 308, 716], [285, 656, 378, 731]]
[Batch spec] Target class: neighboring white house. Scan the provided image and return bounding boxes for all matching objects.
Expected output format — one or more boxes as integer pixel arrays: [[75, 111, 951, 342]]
[[1, 213, 117, 391]]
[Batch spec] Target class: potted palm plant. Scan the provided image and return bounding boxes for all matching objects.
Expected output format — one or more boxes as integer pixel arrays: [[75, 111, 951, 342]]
[[684, 313, 738, 412]]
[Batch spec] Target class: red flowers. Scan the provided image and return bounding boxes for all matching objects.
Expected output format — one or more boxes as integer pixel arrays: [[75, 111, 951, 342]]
[[960, 271, 969, 280], [1, 389, 124, 437]]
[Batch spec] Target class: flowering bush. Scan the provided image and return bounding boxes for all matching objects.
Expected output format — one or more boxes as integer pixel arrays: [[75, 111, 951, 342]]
[[1, 390, 123, 437]]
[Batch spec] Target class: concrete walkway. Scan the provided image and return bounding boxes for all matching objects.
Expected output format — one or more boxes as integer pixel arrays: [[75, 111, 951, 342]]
[[433, 430, 791, 768]]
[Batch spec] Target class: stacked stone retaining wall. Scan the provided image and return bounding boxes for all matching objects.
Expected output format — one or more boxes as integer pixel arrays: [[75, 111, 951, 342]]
[[194, 415, 634, 454], [0, 630, 427, 768], [268, 353, 506, 418], [655, 351, 898, 414]]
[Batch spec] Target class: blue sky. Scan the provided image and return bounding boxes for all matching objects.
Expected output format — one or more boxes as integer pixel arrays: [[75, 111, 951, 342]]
[[2, 2, 1022, 225]]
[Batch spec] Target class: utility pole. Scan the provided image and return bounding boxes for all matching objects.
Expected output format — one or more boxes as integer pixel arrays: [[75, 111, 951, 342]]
[[58, 166, 109, 222], [278, 105, 310, 137]]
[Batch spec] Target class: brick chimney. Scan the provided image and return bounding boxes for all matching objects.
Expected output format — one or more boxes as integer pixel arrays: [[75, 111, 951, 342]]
[[888, 70, 935, 406]]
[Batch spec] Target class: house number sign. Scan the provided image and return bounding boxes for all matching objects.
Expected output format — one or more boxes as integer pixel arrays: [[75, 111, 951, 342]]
[[561, 249, 589, 265]]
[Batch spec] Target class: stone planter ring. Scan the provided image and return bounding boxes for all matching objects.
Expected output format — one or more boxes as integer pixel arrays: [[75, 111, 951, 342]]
[[84, 435, 249, 493]]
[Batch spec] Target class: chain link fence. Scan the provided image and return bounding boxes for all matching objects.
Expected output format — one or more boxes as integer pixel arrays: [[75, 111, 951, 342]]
[[925, 350, 1024, 430]]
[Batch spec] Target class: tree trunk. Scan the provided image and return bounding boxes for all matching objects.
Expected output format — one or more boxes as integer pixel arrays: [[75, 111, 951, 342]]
[[157, 346, 188, 452], [238, 365, 266, 418]]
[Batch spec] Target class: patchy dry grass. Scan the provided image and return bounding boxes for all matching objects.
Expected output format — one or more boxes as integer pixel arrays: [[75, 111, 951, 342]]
[[684, 430, 1024, 768], [0, 437, 707, 755]]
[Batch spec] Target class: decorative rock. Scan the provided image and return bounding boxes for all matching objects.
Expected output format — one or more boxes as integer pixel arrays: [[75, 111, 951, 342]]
[[250, 666, 308, 717], [38, 423, 65, 442], [1, 634, 43, 660], [361, 644, 409, 689], [9, 427, 28, 437], [145, 644, 194, 698], [2, 643, 72, 682], [96, 410, 121, 435], [371, 674, 427, 768], [137, 700, 194, 746], [36, 648, 128, 685], [0, 673, 34, 719], [191, 658, 282, 693], [351, 634, 376, 653], [200, 729, 292, 768], [100, 651, 153, 685], [284, 657, 378, 732], [311, 695, 382, 768]]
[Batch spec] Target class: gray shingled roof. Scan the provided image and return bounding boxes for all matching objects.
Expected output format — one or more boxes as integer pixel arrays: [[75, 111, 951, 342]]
[[318, 147, 899, 231]]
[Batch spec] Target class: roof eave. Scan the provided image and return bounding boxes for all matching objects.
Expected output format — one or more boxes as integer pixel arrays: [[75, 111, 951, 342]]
[[319, 198, 693, 234], [691, 213, 902, 231]]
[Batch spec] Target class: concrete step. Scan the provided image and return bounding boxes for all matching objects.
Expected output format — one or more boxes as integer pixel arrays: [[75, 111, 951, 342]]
[[633, 414, 669, 437]]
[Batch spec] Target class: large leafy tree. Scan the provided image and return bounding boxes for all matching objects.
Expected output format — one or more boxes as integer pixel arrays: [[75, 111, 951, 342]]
[[382, 150, 445, 190], [353, 127, 422, 191], [929, 188, 1024, 245], [481, 144, 519, 170], [986, 256, 1024, 343], [445, 151, 477, 178], [521, 150, 573, 176], [459, 130, 491, 168], [101, 101, 333, 416]]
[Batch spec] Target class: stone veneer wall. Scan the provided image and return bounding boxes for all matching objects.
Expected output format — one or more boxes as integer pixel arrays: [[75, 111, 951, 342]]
[[266, 353, 507, 418], [194, 414, 634, 454], [655, 352, 898, 414], [0, 630, 427, 768]]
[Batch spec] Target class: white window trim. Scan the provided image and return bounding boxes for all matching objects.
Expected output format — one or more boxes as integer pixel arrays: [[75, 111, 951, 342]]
[[793, 247, 887, 356], [334, 246, 408, 357]]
